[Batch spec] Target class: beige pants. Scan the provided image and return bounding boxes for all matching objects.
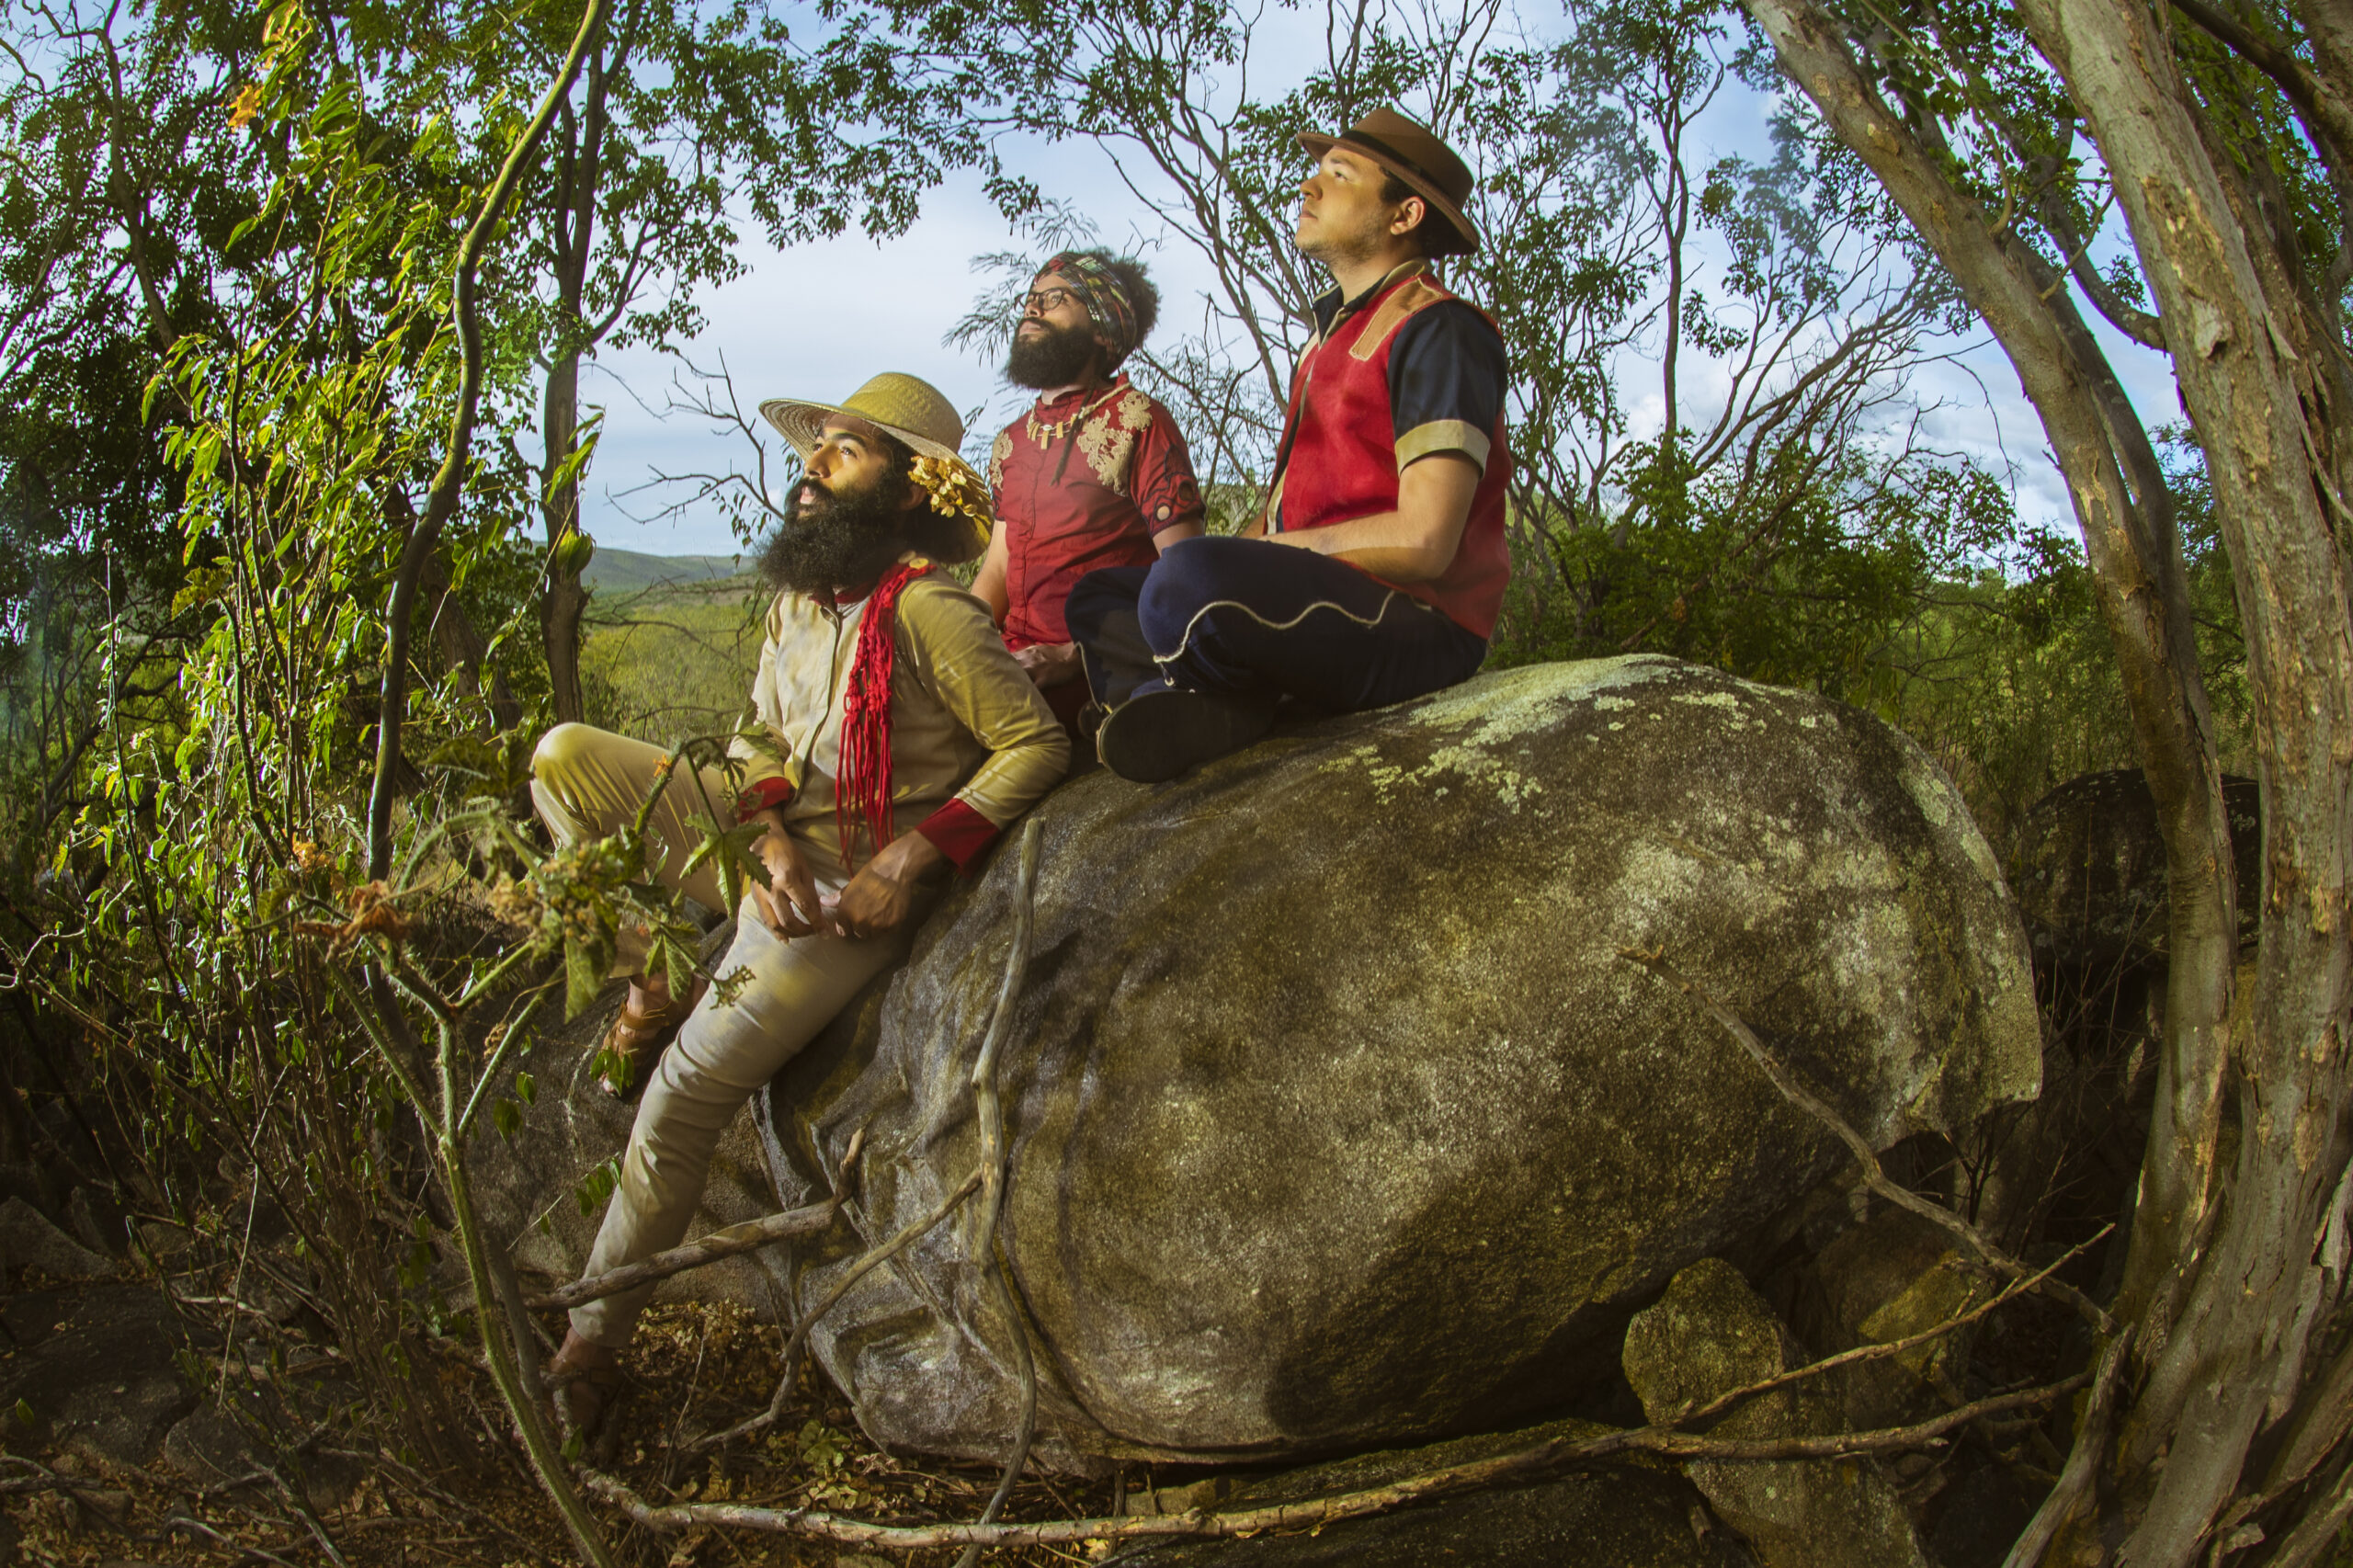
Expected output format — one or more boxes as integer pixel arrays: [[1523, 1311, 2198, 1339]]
[[530, 723, 908, 1346]]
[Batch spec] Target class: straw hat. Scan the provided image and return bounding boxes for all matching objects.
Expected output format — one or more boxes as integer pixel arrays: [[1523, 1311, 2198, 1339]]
[[759, 373, 990, 560], [1297, 107, 1481, 256]]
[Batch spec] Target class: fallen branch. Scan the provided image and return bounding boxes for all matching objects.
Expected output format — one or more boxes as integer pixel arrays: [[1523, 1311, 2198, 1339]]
[[585, 1373, 2086, 1548], [1677, 1222, 2112, 1431], [1620, 947, 2115, 1334], [524, 1198, 842, 1312]]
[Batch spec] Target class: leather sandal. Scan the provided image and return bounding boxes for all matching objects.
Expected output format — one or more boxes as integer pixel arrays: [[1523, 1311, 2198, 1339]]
[[596, 974, 705, 1100]]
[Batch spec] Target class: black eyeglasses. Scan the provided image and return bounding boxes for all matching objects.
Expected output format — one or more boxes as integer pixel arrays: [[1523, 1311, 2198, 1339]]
[[1018, 287, 1082, 315]]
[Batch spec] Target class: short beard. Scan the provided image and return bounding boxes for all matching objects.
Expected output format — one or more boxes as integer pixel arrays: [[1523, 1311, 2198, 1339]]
[[1006, 319, 1102, 391], [757, 473, 919, 597], [1297, 210, 1396, 272]]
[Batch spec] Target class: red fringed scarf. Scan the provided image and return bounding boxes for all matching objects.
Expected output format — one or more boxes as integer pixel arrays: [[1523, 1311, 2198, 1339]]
[[835, 560, 930, 869]]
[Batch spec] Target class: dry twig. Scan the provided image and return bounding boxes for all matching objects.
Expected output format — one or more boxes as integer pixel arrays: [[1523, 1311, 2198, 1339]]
[[692, 1168, 983, 1453], [956, 817, 1047, 1568]]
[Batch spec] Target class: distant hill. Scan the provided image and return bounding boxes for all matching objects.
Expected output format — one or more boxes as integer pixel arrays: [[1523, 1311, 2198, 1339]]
[[583, 548, 748, 594]]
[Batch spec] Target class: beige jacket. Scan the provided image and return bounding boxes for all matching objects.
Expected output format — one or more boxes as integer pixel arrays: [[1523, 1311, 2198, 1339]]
[[729, 569, 1069, 869]]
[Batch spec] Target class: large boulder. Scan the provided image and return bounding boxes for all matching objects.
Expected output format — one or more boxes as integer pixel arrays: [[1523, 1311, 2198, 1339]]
[[761, 655, 2041, 1469]]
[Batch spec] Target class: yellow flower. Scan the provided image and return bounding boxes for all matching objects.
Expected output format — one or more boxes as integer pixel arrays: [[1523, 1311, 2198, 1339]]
[[908, 455, 992, 546]]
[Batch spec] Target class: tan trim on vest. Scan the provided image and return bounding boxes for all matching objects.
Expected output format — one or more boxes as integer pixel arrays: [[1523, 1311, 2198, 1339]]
[[1348, 275, 1449, 362], [1395, 418, 1492, 473]]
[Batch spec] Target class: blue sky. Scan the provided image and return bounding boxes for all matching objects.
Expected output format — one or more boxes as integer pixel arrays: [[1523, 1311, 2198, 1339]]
[[578, 48, 2179, 562]]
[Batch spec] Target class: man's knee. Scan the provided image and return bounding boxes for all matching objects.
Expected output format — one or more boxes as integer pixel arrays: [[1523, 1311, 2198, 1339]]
[[1137, 537, 1265, 649], [532, 722, 598, 791]]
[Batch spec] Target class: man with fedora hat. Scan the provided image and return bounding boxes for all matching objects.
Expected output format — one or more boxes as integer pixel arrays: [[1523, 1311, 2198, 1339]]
[[529, 372, 1067, 1433], [1066, 106, 1511, 782]]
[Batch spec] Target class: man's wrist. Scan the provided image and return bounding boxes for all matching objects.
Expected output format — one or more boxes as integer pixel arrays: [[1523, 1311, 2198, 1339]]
[[735, 777, 795, 822]]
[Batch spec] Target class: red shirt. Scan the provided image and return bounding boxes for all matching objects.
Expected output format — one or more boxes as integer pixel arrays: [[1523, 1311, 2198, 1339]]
[[989, 376, 1205, 648], [1270, 264, 1512, 639]]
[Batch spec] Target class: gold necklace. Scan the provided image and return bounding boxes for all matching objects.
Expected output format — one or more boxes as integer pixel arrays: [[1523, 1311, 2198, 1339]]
[[1026, 383, 1122, 445]]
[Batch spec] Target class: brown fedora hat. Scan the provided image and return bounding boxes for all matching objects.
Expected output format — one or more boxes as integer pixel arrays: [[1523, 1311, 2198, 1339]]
[[1297, 106, 1480, 256]]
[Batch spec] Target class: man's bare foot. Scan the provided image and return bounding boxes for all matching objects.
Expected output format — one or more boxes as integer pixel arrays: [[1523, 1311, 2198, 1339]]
[[545, 1330, 622, 1445]]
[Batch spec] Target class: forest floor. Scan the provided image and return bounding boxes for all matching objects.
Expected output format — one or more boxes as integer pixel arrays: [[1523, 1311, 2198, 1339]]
[[0, 1277, 1127, 1567]]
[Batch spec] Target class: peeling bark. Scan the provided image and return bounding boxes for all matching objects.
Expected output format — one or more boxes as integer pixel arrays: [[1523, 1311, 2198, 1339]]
[[1738, 0, 2353, 1561]]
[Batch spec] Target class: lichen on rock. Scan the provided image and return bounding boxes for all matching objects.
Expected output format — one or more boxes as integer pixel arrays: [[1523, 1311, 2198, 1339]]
[[734, 655, 2040, 1470]]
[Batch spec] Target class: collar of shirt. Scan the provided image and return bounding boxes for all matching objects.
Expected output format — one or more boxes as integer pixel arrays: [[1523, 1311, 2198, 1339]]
[[1310, 257, 1431, 337], [1030, 372, 1129, 418]]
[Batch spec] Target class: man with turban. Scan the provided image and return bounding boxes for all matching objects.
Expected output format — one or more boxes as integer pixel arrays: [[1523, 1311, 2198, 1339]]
[[1066, 108, 1512, 782], [527, 372, 1068, 1436], [971, 249, 1206, 733]]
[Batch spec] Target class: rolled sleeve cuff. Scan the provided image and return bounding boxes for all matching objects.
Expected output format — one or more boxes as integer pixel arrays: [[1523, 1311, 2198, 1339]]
[[915, 798, 1002, 873], [1396, 419, 1492, 473], [733, 776, 796, 823]]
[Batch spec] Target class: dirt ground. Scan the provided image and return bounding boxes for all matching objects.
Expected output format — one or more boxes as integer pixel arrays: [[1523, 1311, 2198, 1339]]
[[0, 1289, 1130, 1568]]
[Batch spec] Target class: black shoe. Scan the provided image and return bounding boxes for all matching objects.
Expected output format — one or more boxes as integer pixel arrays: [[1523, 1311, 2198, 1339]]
[[1097, 687, 1277, 782]]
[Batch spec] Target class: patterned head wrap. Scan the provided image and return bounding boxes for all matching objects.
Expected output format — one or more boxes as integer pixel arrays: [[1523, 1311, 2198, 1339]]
[[1040, 251, 1141, 365]]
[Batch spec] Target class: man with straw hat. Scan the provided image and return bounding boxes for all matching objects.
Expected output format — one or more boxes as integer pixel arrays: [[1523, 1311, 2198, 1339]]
[[529, 372, 1067, 1435], [1066, 107, 1511, 782]]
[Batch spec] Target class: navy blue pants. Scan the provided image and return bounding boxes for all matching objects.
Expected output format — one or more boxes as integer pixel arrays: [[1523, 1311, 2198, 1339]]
[[1064, 536, 1487, 712]]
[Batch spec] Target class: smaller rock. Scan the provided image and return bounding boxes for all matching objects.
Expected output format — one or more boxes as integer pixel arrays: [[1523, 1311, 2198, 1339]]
[[0, 1199, 108, 1281], [63, 1372, 192, 1471], [1622, 1257, 1928, 1568], [1800, 1206, 1981, 1428], [163, 1404, 259, 1487], [2008, 768, 2261, 968], [64, 1188, 122, 1258], [164, 1400, 359, 1512], [0, 1285, 200, 1470], [132, 1221, 191, 1262]]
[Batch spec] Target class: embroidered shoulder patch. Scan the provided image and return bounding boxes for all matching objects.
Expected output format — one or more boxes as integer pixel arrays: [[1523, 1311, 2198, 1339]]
[[989, 429, 1012, 494], [1074, 387, 1155, 494], [1349, 278, 1450, 362]]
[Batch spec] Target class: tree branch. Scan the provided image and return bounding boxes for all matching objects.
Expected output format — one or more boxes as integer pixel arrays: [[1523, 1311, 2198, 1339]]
[[525, 1198, 842, 1312], [584, 1376, 2087, 1549]]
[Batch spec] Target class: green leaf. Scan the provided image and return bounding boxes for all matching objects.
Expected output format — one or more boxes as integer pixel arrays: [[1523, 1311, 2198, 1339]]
[[493, 1099, 522, 1141], [563, 937, 604, 1021], [513, 1071, 536, 1107]]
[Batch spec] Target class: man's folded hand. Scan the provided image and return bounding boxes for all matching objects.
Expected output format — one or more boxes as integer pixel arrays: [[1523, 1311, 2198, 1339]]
[[748, 824, 822, 937], [824, 832, 945, 939]]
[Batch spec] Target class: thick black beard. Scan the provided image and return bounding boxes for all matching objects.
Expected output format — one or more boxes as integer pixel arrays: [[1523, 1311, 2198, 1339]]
[[1006, 319, 1103, 390], [756, 475, 919, 597]]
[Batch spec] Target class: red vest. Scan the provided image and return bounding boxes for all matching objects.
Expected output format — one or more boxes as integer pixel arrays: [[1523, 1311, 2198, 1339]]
[[1270, 268, 1511, 638]]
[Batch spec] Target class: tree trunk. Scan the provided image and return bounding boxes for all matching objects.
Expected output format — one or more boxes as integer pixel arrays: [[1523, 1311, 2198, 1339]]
[[540, 343, 589, 725], [2006, 5, 2353, 1562], [536, 41, 610, 728], [1740, 0, 2353, 1561]]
